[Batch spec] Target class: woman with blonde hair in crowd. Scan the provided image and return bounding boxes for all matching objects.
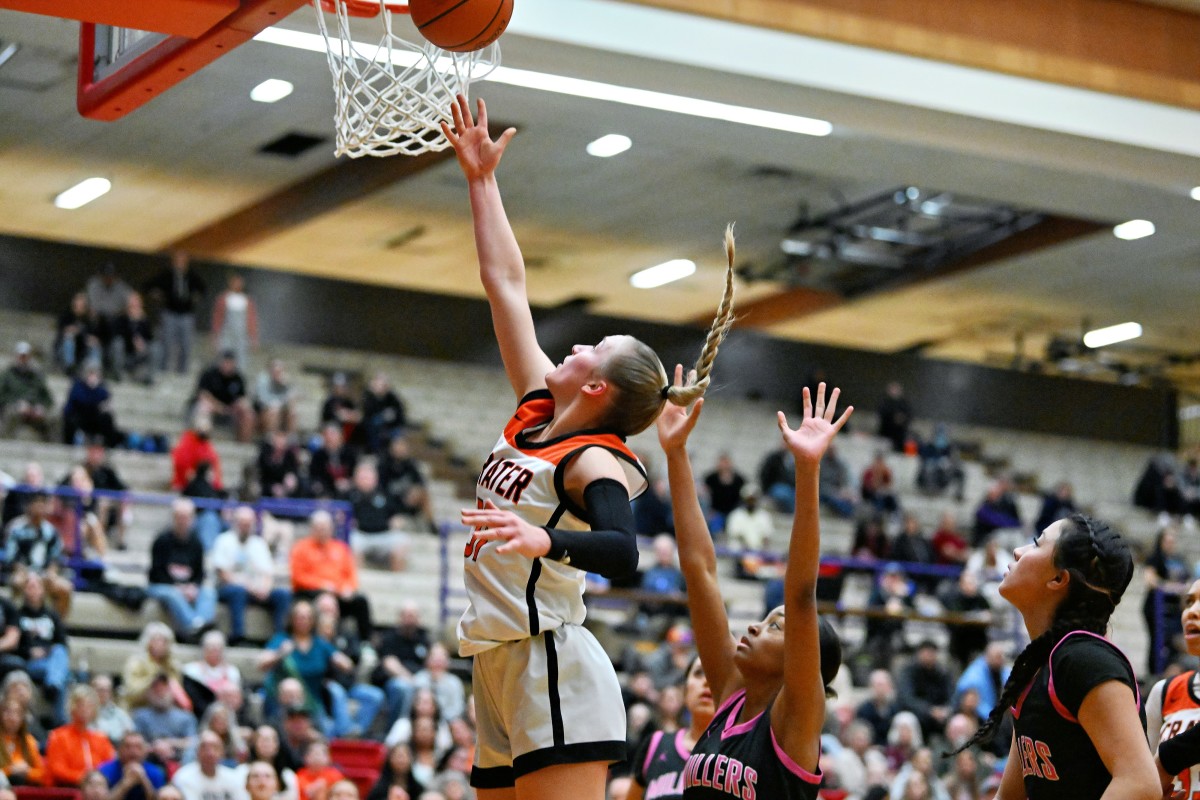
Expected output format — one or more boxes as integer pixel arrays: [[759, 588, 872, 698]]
[[237, 727, 298, 800], [246, 760, 285, 800], [200, 702, 248, 765], [442, 93, 736, 800], [0, 697, 46, 786], [123, 622, 190, 711]]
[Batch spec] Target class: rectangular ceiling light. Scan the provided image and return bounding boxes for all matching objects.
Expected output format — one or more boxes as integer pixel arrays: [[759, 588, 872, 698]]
[[1112, 219, 1155, 240], [54, 177, 111, 209], [1083, 321, 1142, 348], [251, 78, 294, 103], [630, 259, 695, 288], [253, 28, 833, 137]]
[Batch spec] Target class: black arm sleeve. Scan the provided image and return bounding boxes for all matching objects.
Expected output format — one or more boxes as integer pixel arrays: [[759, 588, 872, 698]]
[[543, 478, 639, 580], [1159, 719, 1200, 776]]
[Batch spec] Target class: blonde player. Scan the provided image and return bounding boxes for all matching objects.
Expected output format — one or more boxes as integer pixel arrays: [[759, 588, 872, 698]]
[[441, 94, 735, 800]]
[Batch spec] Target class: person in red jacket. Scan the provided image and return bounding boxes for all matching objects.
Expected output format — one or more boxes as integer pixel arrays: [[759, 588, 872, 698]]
[[172, 419, 223, 492], [45, 686, 115, 787]]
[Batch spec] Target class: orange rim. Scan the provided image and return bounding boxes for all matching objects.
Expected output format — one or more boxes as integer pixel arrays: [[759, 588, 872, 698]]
[[319, 0, 409, 16]]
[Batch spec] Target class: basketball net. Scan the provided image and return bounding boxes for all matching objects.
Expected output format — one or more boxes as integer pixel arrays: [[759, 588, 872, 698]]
[[312, 0, 500, 158]]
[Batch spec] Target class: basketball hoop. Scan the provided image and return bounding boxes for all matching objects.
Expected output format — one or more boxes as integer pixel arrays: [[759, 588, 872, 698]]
[[312, 0, 499, 158]]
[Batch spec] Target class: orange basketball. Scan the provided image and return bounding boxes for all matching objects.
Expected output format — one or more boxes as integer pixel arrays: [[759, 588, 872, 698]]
[[408, 0, 514, 53]]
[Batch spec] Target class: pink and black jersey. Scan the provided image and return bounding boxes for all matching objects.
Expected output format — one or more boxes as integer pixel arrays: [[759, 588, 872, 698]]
[[1009, 631, 1142, 800], [634, 729, 693, 800], [681, 689, 821, 800], [457, 390, 647, 656]]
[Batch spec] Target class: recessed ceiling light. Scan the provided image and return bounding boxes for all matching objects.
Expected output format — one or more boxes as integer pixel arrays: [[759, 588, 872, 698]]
[[630, 259, 695, 289], [1190, 186, 1200, 201], [1083, 321, 1143, 348], [586, 134, 632, 158], [54, 177, 111, 209], [251, 78, 294, 103], [1112, 219, 1155, 240]]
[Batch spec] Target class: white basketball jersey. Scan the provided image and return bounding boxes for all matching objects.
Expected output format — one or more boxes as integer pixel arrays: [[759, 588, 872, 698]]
[[1158, 670, 1200, 797], [457, 390, 647, 656]]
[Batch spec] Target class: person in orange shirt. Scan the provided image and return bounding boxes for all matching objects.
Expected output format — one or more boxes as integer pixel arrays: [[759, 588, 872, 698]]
[[0, 698, 47, 786], [295, 738, 344, 800], [290, 511, 372, 638], [45, 686, 115, 787]]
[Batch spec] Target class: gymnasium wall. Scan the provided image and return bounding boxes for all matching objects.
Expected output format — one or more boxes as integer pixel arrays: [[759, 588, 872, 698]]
[[0, 233, 1177, 448]]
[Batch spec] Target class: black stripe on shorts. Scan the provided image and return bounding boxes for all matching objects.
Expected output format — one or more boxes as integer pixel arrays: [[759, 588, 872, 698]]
[[544, 629, 565, 747]]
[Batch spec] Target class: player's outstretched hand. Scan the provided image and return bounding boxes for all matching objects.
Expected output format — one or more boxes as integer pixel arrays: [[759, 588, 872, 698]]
[[441, 93, 516, 181], [656, 364, 703, 455], [461, 501, 552, 559], [777, 382, 852, 466]]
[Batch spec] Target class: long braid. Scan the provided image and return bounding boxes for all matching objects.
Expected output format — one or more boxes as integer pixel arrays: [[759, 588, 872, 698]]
[[949, 514, 1131, 755], [667, 224, 737, 407]]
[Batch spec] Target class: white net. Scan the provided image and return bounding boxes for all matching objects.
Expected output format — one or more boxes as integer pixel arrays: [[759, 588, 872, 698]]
[[312, 0, 500, 158]]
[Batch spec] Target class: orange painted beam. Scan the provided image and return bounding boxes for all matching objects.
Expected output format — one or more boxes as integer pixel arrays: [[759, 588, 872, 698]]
[[0, 0, 238, 37]]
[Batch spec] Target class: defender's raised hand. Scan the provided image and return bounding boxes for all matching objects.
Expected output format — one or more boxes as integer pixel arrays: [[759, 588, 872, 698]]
[[657, 364, 703, 455], [777, 382, 852, 465], [441, 94, 516, 181]]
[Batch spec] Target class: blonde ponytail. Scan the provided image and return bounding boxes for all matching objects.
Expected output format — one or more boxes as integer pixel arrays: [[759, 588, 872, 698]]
[[665, 224, 737, 406]]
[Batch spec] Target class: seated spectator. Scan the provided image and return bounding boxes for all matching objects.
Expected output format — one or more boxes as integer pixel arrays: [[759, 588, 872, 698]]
[[57, 465, 109, 557], [915, 423, 964, 501], [884, 711, 922, 773], [78, 440, 130, 551], [99, 731, 166, 800], [236, 732, 298, 800], [889, 746, 948, 800], [258, 603, 341, 735], [183, 631, 243, 702], [964, 535, 1011, 601], [1181, 457, 1200, 518], [829, 720, 884, 798], [5, 493, 73, 618], [92, 675, 135, 745], [275, 696, 317, 772], [0, 673, 44, 746], [639, 534, 686, 621], [939, 570, 991, 668], [194, 351, 254, 443], [855, 670, 900, 747], [365, 744, 421, 800], [133, 675, 198, 765], [172, 730, 247, 800], [258, 431, 303, 500], [930, 512, 969, 567], [0, 342, 52, 439], [724, 485, 775, 579], [295, 739, 342, 800], [86, 263, 133, 357], [890, 513, 936, 592], [0, 696, 47, 786], [319, 374, 360, 441], [180, 462, 226, 551], [702, 452, 745, 533], [55, 293, 101, 377], [45, 686, 115, 787], [878, 381, 912, 453], [148, 499, 217, 641], [860, 451, 899, 514], [377, 436, 434, 533], [953, 643, 1010, 721], [1034, 480, 1077, 533], [941, 748, 981, 800], [81, 770, 111, 800], [411, 643, 465, 724], [1144, 524, 1190, 674], [212, 507, 292, 644], [110, 292, 156, 385], [631, 478, 673, 537], [1134, 453, 1179, 513], [347, 463, 410, 572], [644, 624, 694, 692], [373, 602, 430, 727], [1, 463, 44, 528], [863, 563, 914, 669], [897, 640, 955, 741], [255, 361, 297, 437], [308, 425, 357, 500], [312, 596, 383, 739], [0, 598, 21, 683], [173, 418, 224, 493], [123, 623, 190, 713], [290, 512, 372, 638], [818, 443, 857, 519], [851, 514, 890, 561], [758, 447, 796, 513], [361, 373, 406, 456], [198, 703, 247, 766], [12, 574, 69, 725], [243, 760, 284, 800], [971, 478, 1021, 546]]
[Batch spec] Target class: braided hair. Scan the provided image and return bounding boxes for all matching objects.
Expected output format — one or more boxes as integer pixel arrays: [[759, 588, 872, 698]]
[[598, 225, 737, 436], [950, 514, 1133, 755]]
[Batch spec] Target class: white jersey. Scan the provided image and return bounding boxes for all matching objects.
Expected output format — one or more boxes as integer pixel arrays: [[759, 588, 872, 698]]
[[457, 390, 647, 656], [1156, 670, 1200, 797]]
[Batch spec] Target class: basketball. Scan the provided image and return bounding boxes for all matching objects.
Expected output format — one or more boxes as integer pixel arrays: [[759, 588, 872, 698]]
[[408, 0, 514, 53]]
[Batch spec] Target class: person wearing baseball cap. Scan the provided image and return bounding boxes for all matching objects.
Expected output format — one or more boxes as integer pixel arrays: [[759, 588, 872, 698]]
[[0, 343, 53, 439]]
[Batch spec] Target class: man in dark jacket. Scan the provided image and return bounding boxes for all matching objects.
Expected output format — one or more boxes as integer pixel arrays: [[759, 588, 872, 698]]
[[896, 640, 955, 740], [146, 498, 216, 641]]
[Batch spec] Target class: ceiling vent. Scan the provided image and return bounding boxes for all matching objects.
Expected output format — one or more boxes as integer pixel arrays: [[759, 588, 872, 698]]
[[258, 132, 327, 158]]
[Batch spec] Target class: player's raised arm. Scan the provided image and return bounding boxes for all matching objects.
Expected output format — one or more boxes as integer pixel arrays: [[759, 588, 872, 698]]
[[657, 365, 740, 704], [771, 384, 852, 773], [442, 94, 553, 399]]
